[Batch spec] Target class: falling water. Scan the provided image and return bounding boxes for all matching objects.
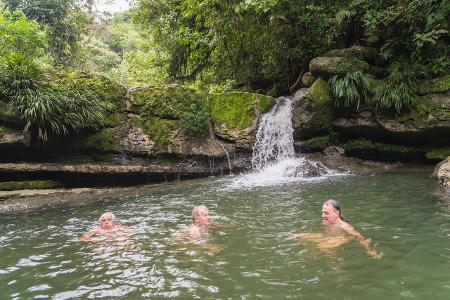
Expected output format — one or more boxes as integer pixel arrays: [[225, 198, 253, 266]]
[[251, 97, 295, 170], [228, 96, 340, 188]]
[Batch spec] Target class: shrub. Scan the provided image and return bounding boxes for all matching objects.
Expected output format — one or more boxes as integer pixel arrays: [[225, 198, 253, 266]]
[[0, 55, 105, 141], [329, 71, 372, 110], [181, 102, 209, 136]]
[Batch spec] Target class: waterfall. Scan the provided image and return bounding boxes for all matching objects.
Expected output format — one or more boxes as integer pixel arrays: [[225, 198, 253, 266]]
[[228, 96, 341, 188], [251, 97, 295, 170]]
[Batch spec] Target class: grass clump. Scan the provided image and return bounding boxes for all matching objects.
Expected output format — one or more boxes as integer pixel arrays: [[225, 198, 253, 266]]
[[329, 71, 372, 110]]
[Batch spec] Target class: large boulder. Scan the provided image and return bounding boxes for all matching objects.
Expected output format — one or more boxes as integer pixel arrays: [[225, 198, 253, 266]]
[[433, 157, 450, 192], [309, 56, 372, 78], [324, 46, 379, 64], [209, 91, 275, 150], [292, 79, 334, 140]]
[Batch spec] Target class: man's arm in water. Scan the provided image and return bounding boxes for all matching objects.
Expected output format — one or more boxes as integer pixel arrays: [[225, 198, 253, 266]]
[[79, 228, 101, 242], [341, 222, 383, 259]]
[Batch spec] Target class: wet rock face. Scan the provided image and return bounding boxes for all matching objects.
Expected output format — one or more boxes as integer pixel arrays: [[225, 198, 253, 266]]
[[292, 79, 334, 140]]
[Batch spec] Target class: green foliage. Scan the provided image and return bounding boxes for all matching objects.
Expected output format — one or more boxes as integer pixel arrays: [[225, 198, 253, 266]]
[[329, 71, 372, 110], [134, 116, 178, 151], [373, 83, 418, 114], [0, 55, 105, 141], [4, 0, 90, 65], [0, 10, 46, 59], [134, 0, 341, 87], [372, 60, 419, 114], [181, 102, 209, 136], [78, 129, 118, 153], [0, 180, 63, 191], [425, 148, 450, 161]]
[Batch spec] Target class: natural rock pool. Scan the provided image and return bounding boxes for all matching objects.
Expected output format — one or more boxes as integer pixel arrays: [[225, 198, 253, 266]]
[[1, 170, 449, 299]]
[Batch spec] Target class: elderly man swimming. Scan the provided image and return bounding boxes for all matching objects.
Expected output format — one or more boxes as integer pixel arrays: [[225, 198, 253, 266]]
[[180, 205, 213, 240], [79, 212, 132, 242], [296, 199, 383, 259]]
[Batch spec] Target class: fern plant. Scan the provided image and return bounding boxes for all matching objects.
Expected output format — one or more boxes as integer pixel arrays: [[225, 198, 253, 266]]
[[329, 71, 372, 110]]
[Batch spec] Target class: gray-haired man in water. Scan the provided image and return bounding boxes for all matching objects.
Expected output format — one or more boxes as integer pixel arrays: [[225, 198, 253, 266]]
[[79, 212, 132, 242], [182, 205, 212, 239], [321, 199, 382, 258]]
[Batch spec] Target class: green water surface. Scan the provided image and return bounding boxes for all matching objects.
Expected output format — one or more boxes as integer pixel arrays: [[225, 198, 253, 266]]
[[0, 171, 449, 299]]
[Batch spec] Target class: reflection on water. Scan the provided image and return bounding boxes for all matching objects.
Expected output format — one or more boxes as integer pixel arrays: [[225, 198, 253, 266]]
[[1, 171, 449, 299]]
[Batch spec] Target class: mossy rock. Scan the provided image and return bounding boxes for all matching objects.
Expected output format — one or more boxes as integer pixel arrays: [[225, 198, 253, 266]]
[[293, 78, 334, 138], [103, 112, 127, 127], [61, 71, 127, 112], [310, 78, 334, 104], [301, 72, 316, 88], [132, 115, 178, 152], [309, 57, 371, 78], [0, 180, 64, 191], [130, 84, 206, 119], [415, 75, 450, 95], [302, 135, 332, 151], [324, 46, 378, 63], [209, 91, 275, 129], [76, 129, 119, 153]]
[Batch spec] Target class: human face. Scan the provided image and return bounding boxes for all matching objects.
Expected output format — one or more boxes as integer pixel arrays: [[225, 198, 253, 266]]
[[100, 216, 115, 229], [322, 203, 340, 226], [195, 208, 212, 227]]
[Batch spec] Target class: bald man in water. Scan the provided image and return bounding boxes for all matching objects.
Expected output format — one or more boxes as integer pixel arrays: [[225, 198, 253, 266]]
[[79, 212, 132, 242]]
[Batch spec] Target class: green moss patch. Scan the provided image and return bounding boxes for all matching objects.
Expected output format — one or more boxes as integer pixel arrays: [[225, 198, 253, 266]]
[[0, 180, 64, 191], [132, 115, 178, 151], [103, 112, 127, 127], [310, 78, 333, 104], [341, 138, 420, 156], [209, 91, 275, 129], [77, 129, 119, 153], [425, 148, 450, 161], [415, 75, 450, 95], [302, 135, 332, 151], [131, 84, 206, 118]]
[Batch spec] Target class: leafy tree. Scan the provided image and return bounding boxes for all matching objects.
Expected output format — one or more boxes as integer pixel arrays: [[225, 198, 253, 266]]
[[0, 10, 46, 59], [4, 0, 91, 65]]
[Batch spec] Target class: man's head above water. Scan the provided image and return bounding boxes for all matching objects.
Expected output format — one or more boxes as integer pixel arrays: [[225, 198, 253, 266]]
[[98, 212, 117, 230], [192, 205, 212, 228], [321, 199, 343, 226]]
